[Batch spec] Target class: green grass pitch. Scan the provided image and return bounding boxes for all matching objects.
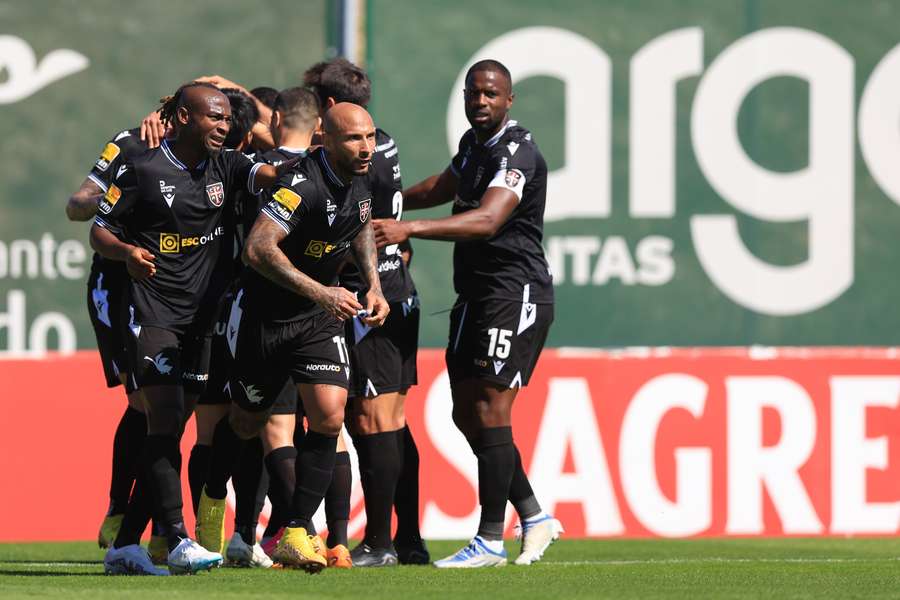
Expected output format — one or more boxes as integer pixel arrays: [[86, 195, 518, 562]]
[[1, 539, 899, 599]]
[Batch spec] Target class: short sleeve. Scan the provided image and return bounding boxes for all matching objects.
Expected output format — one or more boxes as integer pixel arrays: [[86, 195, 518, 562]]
[[93, 158, 138, 234], [223, 149, 263, 195], [87, 129, 143, 192], [259, 172, 311, 234], [485, 140, 536, 202]]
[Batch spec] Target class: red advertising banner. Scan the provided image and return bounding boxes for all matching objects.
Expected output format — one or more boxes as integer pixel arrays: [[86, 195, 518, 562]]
[[1, 348, 898, 541]]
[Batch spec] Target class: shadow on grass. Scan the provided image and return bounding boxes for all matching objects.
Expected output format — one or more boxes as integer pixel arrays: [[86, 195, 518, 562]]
[[0, 569, 103, 577]]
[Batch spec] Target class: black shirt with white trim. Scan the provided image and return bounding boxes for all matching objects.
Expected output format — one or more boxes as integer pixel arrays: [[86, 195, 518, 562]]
[[94, 140, 261, 330], [339, 128, 415, 303], [86, 127, 148, 274], [449, 120, 553, 304], [241, 146, 373, 323]]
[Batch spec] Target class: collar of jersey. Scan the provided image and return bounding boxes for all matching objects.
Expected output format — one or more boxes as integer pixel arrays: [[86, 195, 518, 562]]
[[482, 119, 518, 148], [278, 145, 308, 156], [161, 139, 207, 171], [319, 150, 346, 187]]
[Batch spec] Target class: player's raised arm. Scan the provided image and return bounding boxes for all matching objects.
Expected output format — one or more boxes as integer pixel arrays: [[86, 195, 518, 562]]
[[244, 214, 361, 321], [350, 218, 389, 327]]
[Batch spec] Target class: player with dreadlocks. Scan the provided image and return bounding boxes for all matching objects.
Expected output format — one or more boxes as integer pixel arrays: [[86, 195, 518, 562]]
[[93, 81, 301, 575]]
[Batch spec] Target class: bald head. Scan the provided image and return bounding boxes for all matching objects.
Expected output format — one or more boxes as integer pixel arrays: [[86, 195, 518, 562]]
[[322, 102, 376, 181], [323, 102, 373, 135], [173, 83, 231, 155]]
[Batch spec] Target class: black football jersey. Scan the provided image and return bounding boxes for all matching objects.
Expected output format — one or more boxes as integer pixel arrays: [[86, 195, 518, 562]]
[[449, 120, 553, 304], [86, 128, 148, 274], [241, 147, 373, 322], [339, 129, 415, 302], [94, 139, 261, 329]]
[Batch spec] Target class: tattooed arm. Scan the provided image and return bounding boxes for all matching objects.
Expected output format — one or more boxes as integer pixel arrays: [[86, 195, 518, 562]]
[[351, 219, 390, 327], [243, 215, 362, 320], [67, 178, 105, 221]]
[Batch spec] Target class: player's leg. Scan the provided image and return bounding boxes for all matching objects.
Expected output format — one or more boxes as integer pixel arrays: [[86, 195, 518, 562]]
[[189, 404, 228, 514], [348, 391, 403, 567], [323, 430, 352, 567], [261, 411, 296, 547], [272, 382, 343, 572]]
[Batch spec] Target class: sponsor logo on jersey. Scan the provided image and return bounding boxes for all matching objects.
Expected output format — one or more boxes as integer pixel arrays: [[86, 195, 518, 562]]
[[326, 197, 337, 226], [306, 364, 342, 372], [182, 372, 209, 382], [114, 130, 131, 142], [159, 226, 224, 253], [95, 142, 120, 172], [493, 359, 506, 375], [358, 198, 372, 222], [291, 173, 307, 186], [392, 164, 401, 180], [270, 187, 302, 220], [378, 258, 402, 273], [507, 141, 520, 156], [159, 233, 180, 253], [505, 169, 522, 188], [206, 182, 224, 207], [98, 184, 121, 214], [116, 164, 128, 179], [159, 180, 176, 207], [305, 239, 335, 258]]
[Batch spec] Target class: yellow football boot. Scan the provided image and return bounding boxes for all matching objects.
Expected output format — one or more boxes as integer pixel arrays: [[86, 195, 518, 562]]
[[272, 527, 327, 573], [196, 487, 227, 555], [309, 534, 327, 562], [97, 514, 123, 549]]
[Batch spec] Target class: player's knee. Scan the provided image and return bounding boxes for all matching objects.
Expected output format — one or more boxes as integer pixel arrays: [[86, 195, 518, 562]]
[[312, 410, 345, 436], [229, 409, 267, 440]]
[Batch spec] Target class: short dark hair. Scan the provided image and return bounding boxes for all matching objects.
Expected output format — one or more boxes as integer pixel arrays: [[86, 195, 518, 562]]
[[158, 81, 221, 127], [220, 88, 259, 149], [249, 86, 279, 110], [465, 59, 512, 91], [303, 58, 371, 108], [274, 87, 320, 132]]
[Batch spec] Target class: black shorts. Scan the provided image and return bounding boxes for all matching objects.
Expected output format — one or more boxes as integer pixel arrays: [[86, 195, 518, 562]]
[[445, 297, 553, 388], [346, 296, 419, 398], [229, 294, 349, 413], [126, 323, 212, 394], [86, 263, 132, 390], [200, 290, 300, 413]]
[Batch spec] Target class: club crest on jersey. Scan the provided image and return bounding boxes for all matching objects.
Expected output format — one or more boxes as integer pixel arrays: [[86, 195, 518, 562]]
[[505, 170, 521, 188], [206, 182, 224, 207], [358, 198, 372, 222], [98, 184, 121, 214], [271, 187, 301, 220], [95, 142, 120, 172]]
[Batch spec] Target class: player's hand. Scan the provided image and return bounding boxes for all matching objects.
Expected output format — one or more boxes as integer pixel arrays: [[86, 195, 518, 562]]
[[140, 110, 167, 148], [316, 286, 363, 321], [195, 74, 246, 93], [126, 246, 156, 280], [373, 219, 410, 248], [362, 289, 390, 327]]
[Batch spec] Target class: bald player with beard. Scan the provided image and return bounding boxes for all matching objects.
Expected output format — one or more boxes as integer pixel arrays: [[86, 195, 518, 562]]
[[200, 103, 388, 573], [92, 82, 301, 575]]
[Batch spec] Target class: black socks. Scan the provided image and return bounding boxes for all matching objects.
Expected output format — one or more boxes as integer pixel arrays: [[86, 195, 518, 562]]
[[263, 445, 297, 538], [108, 406, 146, 515], [205, 416, 245, 500], [187, 443, 212, 514], [289, 431, 337, 528], [233, 437, 265, 543], [325, 451, 351, 548], [475, 427, 515, 541], [393, 425, 422, 544], [354, 430, 402, 549]]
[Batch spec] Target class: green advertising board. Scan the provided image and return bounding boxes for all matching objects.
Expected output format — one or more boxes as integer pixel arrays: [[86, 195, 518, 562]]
[[366, 0, 900, 348], [2, 0, 900, 354]]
